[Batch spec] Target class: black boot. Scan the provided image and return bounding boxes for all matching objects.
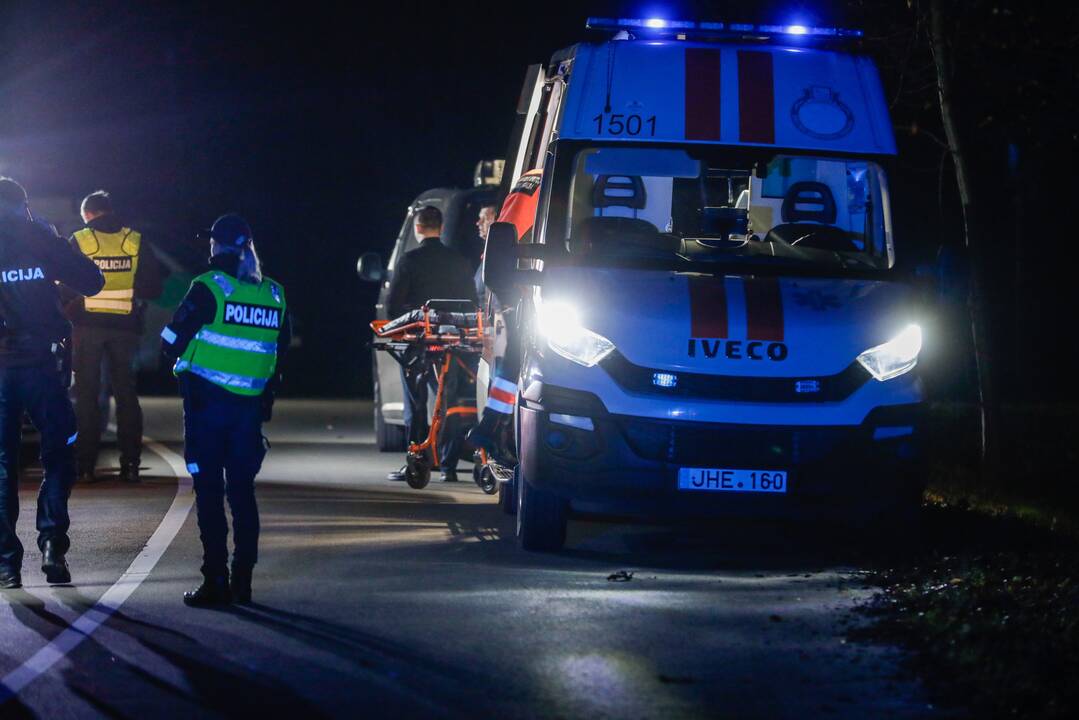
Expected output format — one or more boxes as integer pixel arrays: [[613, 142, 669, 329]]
[[467, 412, 515, 465], [183, 575, 232, 607], [120, 463, 141, 483], [78, 470, 101, 484], [42, 540, 71, 584], [466, 412, 502, 454], [0, 568, 21, 589], [230, 567, 252, 604]]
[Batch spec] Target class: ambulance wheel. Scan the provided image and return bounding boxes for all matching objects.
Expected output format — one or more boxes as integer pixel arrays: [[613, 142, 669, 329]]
[[499, 468, 518, 516], [516, 471, 566, 552], [405, 453, 431, 490], [475, 466, 498, 495]]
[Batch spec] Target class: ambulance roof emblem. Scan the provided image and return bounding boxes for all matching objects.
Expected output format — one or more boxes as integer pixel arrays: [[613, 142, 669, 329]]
[[790, 85, 855, 141]]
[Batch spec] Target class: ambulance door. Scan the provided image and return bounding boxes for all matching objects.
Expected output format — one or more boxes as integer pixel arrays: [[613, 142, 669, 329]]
[[504, 65, 546, 198]]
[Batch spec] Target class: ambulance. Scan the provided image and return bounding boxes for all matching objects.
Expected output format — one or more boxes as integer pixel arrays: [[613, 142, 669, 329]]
[[482, 19, 929, 551]]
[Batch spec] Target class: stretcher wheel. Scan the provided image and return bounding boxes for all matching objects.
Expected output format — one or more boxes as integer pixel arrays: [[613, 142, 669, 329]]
[[405, 452, 431, 490], [474, 465, 498, 495]]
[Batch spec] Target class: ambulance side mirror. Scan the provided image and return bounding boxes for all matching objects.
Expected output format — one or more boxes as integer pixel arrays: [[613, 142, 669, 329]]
[[357, 252, 384, 283], [482, 222, 518, 291]]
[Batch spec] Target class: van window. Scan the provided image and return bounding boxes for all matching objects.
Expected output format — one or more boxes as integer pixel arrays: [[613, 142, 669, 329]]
[[448, 197, 491, 272], [557, 145, 892, 272]]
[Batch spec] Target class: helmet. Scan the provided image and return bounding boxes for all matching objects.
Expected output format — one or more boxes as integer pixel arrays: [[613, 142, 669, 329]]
[[209, 213, 252, 248]]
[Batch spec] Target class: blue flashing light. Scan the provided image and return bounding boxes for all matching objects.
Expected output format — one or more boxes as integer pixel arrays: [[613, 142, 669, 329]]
[[585, 17, 863, 40], [652, 372, 678, 389], [587, 17, 695, 31]]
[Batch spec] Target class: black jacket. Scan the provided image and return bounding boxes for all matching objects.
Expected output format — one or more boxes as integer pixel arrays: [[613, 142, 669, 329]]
[[67, 213, 164, 334], [161, 253, 291, 407], [387, 237, 477, 320], [0, 215, 104, 367]]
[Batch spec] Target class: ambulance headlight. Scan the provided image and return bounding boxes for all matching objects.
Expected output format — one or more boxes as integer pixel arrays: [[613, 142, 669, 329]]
[[856, 324, 922, 381], [537, 300, 615, 367]]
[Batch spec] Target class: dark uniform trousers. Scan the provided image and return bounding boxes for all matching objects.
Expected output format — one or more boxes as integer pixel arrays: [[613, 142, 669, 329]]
[[73, 325, 143, 471], [181, 379, 265, 579], [402, 356, 475, 470], [0, 364, 78, 571]]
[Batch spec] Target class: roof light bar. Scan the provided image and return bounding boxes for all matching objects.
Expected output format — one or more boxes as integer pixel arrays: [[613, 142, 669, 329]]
[[588, 17, 697, 31], [585, 17, 864, 40]]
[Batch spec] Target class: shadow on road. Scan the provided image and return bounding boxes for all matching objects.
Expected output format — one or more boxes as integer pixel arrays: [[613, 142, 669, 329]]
[[1, 585, 331, 718], [255, 482, 895, 575]]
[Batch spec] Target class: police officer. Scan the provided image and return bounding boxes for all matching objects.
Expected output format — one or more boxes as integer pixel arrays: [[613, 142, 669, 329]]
[[0, 177, 104, 589], [70, 190, 162, 484], [161, 214, 289, 606]]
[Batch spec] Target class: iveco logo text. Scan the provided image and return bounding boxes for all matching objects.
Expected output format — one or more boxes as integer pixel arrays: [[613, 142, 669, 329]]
[[0, 267, 45, 283], [687, 339, 789, 361], [94, 256, 133, 272], [224, 302, 280, 329]]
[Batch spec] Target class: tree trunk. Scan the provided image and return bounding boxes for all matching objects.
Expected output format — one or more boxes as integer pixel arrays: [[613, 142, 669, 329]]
[[928, 0, 1001, 487]]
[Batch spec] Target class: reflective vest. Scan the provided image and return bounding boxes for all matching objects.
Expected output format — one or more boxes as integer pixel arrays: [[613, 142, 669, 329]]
[[174, 271, 286, 397], [74, 227, 141, 314]]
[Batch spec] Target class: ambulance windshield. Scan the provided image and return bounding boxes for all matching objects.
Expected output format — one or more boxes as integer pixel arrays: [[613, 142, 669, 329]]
[[556, 145, 893, 272]]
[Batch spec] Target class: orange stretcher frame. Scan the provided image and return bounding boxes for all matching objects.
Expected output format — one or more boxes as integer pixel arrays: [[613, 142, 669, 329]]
[[371, 304, 486, 478]]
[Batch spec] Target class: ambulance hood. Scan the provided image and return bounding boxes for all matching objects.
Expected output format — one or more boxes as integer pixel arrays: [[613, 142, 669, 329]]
[[539, 266, 918, 378]]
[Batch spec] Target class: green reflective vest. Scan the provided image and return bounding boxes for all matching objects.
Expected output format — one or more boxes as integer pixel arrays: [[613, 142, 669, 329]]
[[174, 271, 286, 397], [74, 227, 141, 314]]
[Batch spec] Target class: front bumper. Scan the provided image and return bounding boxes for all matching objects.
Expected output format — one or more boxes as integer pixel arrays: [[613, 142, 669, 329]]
[[518, 385, 926, 520]]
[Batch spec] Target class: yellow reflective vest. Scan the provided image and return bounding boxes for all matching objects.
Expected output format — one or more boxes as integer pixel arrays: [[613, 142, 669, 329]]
[[74, 227, 141, 314], [173, 271, 285, 397]]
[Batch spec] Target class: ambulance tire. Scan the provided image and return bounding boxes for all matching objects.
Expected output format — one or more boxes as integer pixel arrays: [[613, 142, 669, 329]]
[[516, 471, 567, 552], [499, 470, 517, 516], [374, 378, 407, 452]]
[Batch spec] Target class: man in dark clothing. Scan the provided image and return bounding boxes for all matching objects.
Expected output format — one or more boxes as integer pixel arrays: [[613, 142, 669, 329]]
[[69, 190, 163, 484], [0, 177, 105, 589], [387, 205, 477, 319], [386, 205, 477, 482]]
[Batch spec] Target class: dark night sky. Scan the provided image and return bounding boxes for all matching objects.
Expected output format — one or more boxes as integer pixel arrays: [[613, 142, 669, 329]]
[[0, 0, 936, 395]]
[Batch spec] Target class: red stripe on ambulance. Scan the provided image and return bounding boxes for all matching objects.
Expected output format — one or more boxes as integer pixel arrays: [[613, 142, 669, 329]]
[[489, 386, 516, 406], [684, 48, 722, 140], [688, 276, 728, 338], [743, 277, 784, 341], [737, 50, 775, 144]]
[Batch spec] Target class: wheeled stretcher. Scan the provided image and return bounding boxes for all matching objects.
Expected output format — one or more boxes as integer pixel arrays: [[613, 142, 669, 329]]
[[371, 300, 494, 492]]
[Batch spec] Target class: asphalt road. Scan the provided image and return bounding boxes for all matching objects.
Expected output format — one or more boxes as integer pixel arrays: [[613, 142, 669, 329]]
[[0, 398, 939, 719]]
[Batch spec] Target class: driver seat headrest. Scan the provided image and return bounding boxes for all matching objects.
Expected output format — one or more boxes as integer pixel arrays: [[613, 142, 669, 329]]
[[781, 181, 837, 224], [593, 175, 647, 211]]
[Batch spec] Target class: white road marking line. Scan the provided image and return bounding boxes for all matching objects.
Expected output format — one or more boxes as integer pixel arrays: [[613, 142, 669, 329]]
[[0, 438, 193, 702]]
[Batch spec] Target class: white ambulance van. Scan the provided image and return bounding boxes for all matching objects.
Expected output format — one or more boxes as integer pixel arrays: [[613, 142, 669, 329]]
[[483, 19, 928, 551]]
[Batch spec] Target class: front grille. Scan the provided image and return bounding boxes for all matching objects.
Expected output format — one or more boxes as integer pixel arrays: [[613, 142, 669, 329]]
[[615, 416, 858, 466], [600, 351, 869, 403]]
